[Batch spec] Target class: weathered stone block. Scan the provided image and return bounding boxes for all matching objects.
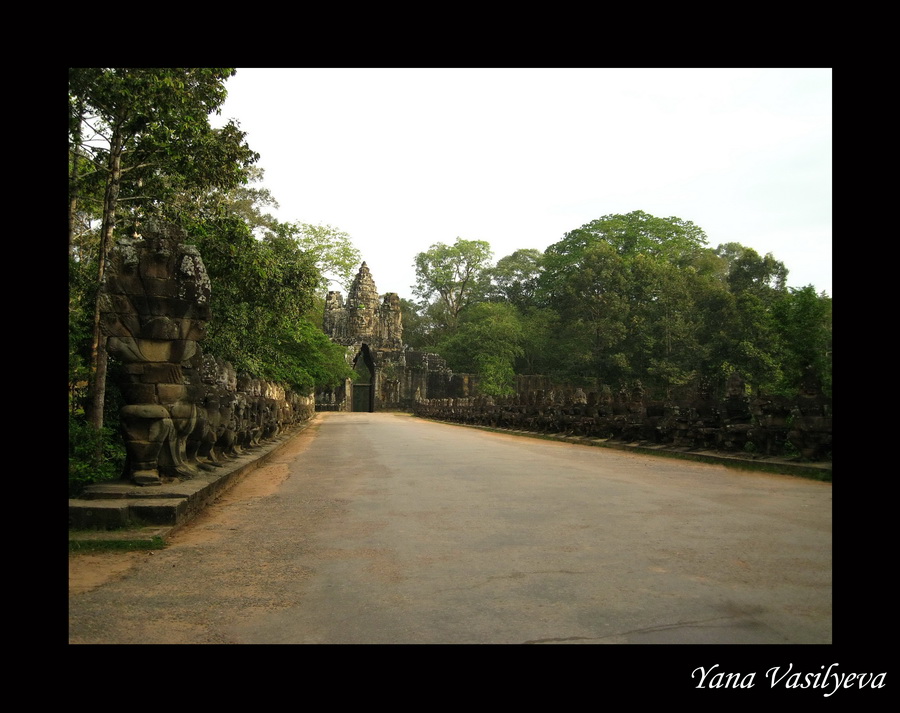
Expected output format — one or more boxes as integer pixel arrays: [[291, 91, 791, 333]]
[[134, 338, 198, 363], [145, 294, 179, 317], [120, 383, 158, 404], [157, 383, 188, 403], [69, 501, 131, 529], [143, 277, 179, 297], [140, 363, 182, 384], [105, 273, 144, 297], [141, 316, 183, 340], [99, 309, 142, 339], [139, 255, 178, 280], [125, 439, 166, 462], [183, 321, 208, 341]]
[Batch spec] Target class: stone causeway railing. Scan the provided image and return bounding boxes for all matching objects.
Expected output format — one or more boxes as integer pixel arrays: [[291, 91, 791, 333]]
[[413, 380, 832, 462]]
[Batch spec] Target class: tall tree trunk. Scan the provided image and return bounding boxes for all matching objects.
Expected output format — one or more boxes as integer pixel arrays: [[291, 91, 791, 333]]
[[68, 189, 78, 260], [68, 155, 79, 260], [85, 131, 124, 431], [68, 99, 84, 259]]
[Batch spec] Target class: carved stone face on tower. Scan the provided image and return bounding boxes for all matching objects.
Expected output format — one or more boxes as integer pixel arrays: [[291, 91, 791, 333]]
[[322, 262, 403, 350], [347, 262, 380, 311]]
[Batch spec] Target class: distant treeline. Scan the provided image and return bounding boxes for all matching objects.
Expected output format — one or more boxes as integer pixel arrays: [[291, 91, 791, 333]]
[[403, 211, 831, 402]]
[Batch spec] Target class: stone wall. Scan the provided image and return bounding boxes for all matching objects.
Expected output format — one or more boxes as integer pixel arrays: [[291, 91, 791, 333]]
[[100, 222, 315, 486], [413, 376, 832, 462]]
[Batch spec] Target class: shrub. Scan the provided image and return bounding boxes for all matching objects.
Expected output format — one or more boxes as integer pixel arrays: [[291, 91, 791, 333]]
[[68, 413, 126, 498]]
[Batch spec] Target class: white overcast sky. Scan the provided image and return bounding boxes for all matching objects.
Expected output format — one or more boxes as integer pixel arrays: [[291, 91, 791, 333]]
[[212, 68, 832, 300]]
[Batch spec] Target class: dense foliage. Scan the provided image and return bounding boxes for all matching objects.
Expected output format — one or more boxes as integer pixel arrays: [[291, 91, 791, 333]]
[[183, 215, 354, 392], [412, 238, 494, 331], [68, 69, 356, 494], [409, 211, 831, 401]]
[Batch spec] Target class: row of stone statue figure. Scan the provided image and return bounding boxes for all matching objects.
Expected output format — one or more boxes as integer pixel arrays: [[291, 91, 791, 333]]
[[98, 223, 315, 486], [120, 347, 314, 485], [412, 387, 832, 461]]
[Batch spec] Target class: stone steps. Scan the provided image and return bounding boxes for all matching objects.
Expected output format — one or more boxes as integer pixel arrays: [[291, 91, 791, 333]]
[[69, 424, 310, 533]]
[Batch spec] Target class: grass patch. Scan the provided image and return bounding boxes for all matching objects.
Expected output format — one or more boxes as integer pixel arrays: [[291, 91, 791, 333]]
[[717, 459, 833, 482], [68, 536, 167, 553]]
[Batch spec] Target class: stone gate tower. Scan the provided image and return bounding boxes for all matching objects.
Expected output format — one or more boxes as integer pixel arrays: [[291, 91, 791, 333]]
[[323, 262, 403, 350], [317, 262, 463, 411]]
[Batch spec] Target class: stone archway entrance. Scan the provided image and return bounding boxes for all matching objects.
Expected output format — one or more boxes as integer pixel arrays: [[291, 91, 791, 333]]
[[352, 343, 376, 412]]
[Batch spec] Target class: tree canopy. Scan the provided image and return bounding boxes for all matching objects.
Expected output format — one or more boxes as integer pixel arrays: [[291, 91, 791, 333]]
[[412, 238, 493, 331], [436, 302, 524, 396], [69, 68, 259, 238], [487, 248, 544, 307], [266, 221, 362, 292], [405, 211, 830, 401], [183, 215, 354, 392], [68, 69, 358, 494], [69, 67, 260, 429]]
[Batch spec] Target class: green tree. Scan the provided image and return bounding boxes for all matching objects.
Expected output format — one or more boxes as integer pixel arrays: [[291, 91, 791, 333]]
[[542, 210, 709, 288], [436, 302, 524, 396], [171, 165, 280, 236], [68, 94, 104, 259], [69, 67, 259, 429], [539, 239, 632, 385], [487, 248, 544, 308], [475, 355, 519, 398], [628, 256, 708, 398], [266, 221, 362, 291], [537, 211, 719, 393], [715, 242, 788, 300], [696, 243, 792, 394], [185, 216, 353, 392], [772, 286, 832, 396], [412, 238, 493, 331], [399, 298, 441, 351], [69, 257, 96, 412], [516, 306, 560, 375]]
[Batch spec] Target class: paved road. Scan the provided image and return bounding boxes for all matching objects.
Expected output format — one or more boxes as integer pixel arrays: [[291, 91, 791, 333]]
[[69, 412, 832, 644]]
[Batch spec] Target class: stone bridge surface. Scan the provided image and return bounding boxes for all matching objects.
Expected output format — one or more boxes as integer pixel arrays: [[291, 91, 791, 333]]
[[69, 412, 832, 644]]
